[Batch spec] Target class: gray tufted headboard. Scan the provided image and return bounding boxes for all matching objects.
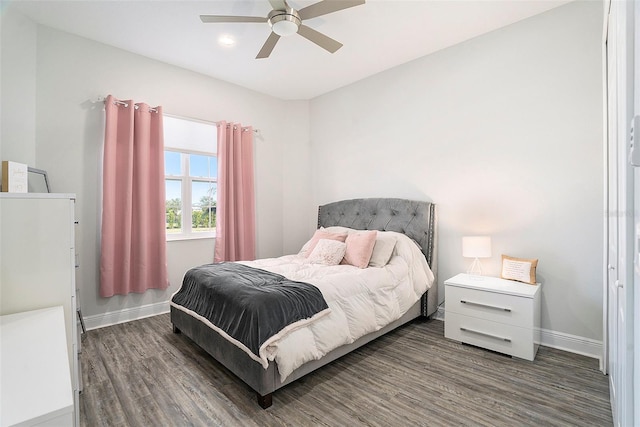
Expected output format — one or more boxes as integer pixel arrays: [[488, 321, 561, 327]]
[[317, 198, 438, 317]]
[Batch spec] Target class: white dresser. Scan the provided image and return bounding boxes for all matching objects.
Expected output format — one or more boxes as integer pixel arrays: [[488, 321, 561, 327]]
[[1, 307, 74, 426], [444, 273, 541, 361], [0, 193, 79, 425]]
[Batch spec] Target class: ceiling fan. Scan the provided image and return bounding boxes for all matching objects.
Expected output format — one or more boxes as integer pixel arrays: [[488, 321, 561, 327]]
[[200, 0, 365, 59]]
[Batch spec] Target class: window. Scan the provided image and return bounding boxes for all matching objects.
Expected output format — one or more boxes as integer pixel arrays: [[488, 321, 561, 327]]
[[164, 116, 217, 240]]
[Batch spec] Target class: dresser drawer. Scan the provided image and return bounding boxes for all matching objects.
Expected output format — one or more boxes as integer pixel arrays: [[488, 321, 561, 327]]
[[445, 312, 538, 361], [446, 285, 534, 328]]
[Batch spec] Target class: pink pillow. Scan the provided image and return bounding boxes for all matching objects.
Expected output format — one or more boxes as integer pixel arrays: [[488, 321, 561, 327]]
[[300, 229, 348, 258], [342, 230, 378, 268]]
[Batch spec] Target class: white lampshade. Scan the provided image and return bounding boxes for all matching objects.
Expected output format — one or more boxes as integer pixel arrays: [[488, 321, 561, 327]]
[[462, 236, 492, 258]]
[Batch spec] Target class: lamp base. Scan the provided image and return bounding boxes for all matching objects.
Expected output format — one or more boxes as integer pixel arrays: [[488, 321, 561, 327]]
[[466, 258, 483, 276]]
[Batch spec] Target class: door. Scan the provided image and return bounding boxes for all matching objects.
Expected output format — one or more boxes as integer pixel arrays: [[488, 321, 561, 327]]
[[606, 1, 635, 426], [605, 1, 619, 416], [633, 1, 640, 423]]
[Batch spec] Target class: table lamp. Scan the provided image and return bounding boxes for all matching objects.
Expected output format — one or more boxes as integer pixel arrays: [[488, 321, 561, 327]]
[[462, 236, 492, 276]]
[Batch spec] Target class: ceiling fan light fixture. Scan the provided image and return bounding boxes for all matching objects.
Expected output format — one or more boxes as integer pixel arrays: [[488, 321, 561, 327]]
[[218, 34, 236, 47], [268, 8, 300, 37], [272, 20, 298, 36]]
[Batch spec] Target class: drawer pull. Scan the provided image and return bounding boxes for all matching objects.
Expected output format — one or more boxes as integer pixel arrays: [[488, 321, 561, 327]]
[[460, 327, 512, 342], [460, 300, 511, 312]]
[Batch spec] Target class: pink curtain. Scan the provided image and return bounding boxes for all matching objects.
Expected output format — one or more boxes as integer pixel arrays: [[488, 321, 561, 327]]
[[214, 121, 256, 262], [100, 95, 169, 297]]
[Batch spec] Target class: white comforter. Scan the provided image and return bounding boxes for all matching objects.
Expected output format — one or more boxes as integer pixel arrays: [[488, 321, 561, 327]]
[[238, 231, 434, 381]]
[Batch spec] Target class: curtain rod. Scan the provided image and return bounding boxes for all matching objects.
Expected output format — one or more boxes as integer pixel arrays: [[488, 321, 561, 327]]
[[95, 97, 260, 134], [97, 96, 158, 113], [215, 122, 259, 134]]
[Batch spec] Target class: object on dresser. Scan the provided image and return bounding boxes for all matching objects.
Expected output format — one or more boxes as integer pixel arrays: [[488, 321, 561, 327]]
[[27, 167, 51, 193], [1, 160, 28, 193], [501, 254, 538, 284], [462, 236, 492, 276]]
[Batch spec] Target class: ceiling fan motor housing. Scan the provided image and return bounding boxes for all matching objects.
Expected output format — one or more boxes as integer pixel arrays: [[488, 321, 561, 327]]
[[268, 8, 301, 36]]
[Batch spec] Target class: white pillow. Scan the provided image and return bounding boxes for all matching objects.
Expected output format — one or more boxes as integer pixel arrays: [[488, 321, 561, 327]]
[[298, 228, 348, 257], [307, 239, 347, 266], [321, 226, 354, 234], [368, 233, 397, 267]]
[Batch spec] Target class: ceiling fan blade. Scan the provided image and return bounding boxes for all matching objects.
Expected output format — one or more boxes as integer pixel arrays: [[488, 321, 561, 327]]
[[256, 32, 281, 59], [297, 25, 342, 53], [298, 0, 365, 20], [268, 0, 287, 10], [200, 15, 267, 23]]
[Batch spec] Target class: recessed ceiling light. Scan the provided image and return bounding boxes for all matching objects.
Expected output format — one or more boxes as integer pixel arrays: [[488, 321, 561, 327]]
[[218, 34, 235, 47]]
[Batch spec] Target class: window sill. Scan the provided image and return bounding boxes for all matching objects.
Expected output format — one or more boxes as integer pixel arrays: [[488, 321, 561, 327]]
[[166, 233, 216, 242]]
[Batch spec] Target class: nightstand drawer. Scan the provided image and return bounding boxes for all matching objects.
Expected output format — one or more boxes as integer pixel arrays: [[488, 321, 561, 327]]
[[446, 285, 534, 328], [445, 312, 538, 361]]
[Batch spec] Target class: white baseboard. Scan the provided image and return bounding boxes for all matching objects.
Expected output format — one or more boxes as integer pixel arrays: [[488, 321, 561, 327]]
[[83, 301, 170, 331], [539, 328, 603, 366]]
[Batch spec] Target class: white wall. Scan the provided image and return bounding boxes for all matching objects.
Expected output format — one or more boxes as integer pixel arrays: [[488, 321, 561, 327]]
[[0, 8, 37, 166], [281, 100, 315, 254], [1, 2, 606, 347], [309, 1, 603, 341], [28, 24, 310, 320]]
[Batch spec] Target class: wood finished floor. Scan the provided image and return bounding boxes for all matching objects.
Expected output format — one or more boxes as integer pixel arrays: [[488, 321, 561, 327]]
[[80, 314, 612, 426]]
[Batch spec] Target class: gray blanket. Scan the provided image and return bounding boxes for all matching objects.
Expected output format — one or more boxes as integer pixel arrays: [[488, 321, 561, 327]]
[[171, 262, 329, 357]]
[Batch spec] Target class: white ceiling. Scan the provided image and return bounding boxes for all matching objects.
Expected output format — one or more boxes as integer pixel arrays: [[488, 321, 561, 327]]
[[11, 0, 572, 100]]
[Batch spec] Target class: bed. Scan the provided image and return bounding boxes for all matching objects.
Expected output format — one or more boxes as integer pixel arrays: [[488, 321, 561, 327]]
[[170, 197, 438, 408]]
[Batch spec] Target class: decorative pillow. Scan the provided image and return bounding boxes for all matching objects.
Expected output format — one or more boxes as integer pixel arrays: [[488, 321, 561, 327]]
[[501, 254, 538, 284], [307, 239, 347, 266], [368, 233, 397, 268], [321, 226, 354, 235], [299, 229, 348, 257], [342, 230, 378, 269]]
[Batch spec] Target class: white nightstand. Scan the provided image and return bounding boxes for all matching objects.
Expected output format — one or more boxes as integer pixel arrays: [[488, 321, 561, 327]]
[[444, 273, 541, 361]]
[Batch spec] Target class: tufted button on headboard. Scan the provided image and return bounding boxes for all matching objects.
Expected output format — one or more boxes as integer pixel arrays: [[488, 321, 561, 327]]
[[317, 198, 438, 317]]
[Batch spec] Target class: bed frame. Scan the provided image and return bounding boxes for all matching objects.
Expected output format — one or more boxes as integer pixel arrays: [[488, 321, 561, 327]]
[[170, 198, 438, 408]]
